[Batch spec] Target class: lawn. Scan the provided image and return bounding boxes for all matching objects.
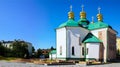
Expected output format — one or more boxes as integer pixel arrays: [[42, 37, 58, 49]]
[[0, 56, 18, 61]]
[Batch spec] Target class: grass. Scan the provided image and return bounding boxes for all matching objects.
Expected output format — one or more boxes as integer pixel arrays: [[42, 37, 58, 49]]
[[0, 56, 18, 61]]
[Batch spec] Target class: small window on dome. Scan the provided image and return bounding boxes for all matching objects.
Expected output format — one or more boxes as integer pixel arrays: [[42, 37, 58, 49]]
[[82, 24, 87, 27]]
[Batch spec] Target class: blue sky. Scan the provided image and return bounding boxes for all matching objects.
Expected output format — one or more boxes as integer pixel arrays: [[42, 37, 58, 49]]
[[0, 0, 119, 50]]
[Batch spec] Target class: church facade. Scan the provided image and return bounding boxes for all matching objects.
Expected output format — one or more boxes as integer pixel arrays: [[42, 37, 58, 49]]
[[55, 5, 117, 62]]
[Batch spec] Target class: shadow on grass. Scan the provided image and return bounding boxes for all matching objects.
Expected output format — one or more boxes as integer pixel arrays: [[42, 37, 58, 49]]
[[0, 56, 18, 61]]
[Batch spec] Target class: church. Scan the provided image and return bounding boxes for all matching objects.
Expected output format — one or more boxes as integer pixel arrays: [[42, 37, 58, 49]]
[[51, 5, 117, 62]]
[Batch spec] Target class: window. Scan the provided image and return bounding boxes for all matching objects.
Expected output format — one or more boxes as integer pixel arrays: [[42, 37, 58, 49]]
[[79, 37, 82, 45], [60, 46, 62, 55], [72, 46, 75, 55], [87, 48, 88, 55], [82, 47, 84, 55]]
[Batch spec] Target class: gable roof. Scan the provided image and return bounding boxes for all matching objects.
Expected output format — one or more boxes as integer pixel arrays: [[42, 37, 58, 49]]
[[49, 50, 56, 54], [59, 19, 79, 28], [88, 21, 112, 30], [82, 33, 102, 43]]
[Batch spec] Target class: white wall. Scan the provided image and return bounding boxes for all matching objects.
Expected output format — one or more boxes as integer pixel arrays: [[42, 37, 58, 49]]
[[66, 27, 89, 58], [86, 43, 100, 59], [2, 43, 11, 48], [49, 54, 56, 60], [90, 28, 107, 62], [26, 42, 32, 56], [56, 28, 67, 59], [90, 28, 107, 38]]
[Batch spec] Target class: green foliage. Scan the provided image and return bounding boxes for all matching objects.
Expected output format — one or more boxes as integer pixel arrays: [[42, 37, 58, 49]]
[[4, 47, 12, 57], [50, 46, 55, 50], [0, 56, 17, 61], [34, 48, 42, 58], [0, 42, 12, 57], [32, 46, 35, 53], [44, 53, 49, 58], [0, 42, 5, 56], [10, 40, 29, 58]]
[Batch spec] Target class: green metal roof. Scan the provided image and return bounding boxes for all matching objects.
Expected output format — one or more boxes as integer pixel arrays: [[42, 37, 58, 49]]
[[78, 18, 90, 28], [49, 50, 56, 54], [88, 21, 112, 30], [59, 19, 79, 28], [83, 33, 102, 43]]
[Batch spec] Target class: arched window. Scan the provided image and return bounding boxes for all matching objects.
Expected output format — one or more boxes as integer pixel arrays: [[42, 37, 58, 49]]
[[60, 46, 62, 55], [72, 46, 75, 55], [87, 48, 88, 55], [82, 47, 84, 56], [79, 37, 82, 45]]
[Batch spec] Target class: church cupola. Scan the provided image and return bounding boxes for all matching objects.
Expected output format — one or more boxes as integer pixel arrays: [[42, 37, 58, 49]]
[[78, 5, 89, 28], [68, 5, 74, 19], [97, 7, 103, 22], [80, 5, 86, 19], [88, 7, 112, 30], [58, 5, 79, 28]]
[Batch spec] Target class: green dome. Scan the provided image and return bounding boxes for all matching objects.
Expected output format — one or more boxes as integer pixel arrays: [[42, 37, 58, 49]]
[[59, 19, 79, 28], [88, 21, 112, 30], [78, 18, 90, 28]]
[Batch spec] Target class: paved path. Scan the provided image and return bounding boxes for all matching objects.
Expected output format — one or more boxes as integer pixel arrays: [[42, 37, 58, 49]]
[[0, 61, 120, 67]]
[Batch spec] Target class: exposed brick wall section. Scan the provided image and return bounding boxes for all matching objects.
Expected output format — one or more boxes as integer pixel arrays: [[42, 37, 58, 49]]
[[107, 30, 116, 60], [99, 43, 104, 60], [98, 30, 107, 61]]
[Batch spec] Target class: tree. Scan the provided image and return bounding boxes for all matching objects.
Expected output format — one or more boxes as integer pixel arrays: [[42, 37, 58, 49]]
[[31, 46, 35, 58], [34, 48, 43, 58], [0, 42, 5, 56], [50, 46, 55, 50], [32, 46, 35, 53], [0, 41, 13, 57], [10, 40, 29, 58]]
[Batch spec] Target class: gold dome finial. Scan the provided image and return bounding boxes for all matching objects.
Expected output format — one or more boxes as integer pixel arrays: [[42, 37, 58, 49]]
[[91, 16, 94, 23], [68, 5, 74, 19], [80, 5, 86, 19], [97, 7, 103, 22]]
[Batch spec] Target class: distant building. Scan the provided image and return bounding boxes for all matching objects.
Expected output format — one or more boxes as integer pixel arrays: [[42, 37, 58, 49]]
[[117, 37, 120, 54], [26, 42, 33, 57], [1, 40, 33, 57], [1, 41, 13, 48], [41, 49, 51, 55], [49, 50, 56, 60]]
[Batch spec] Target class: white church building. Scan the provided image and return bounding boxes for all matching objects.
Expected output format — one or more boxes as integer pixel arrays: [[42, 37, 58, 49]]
[[52, 5, 117, 62]]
